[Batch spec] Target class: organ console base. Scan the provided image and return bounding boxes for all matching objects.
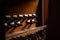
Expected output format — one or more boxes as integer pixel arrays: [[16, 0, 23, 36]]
[[3, 0, 48, 40]]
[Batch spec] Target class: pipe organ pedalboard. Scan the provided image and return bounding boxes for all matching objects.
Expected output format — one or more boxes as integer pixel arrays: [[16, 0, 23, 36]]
[[4, 14, 47, 40], [3, 0, 47, 40]]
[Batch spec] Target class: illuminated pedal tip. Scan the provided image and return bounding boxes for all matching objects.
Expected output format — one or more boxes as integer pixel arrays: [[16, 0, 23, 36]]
[[27, 20, 30, 22], [25, 14, 28, 17], [29, 14, 32, 16], [5, 15, 11, 18], [4, 23, 8, 26], [32, 19, 35, 22], [33, 14, 36, 16], [13, 15, 17, 17], [17, 21, 21, 24], [10, 22, 15, 25], [19, 15, 23, 17]]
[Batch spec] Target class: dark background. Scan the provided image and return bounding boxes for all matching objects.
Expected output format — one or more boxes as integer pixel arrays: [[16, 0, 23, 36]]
[[0, 0, 60, 40], [36, 0, 42, 26], [47, 0, 60, 40]]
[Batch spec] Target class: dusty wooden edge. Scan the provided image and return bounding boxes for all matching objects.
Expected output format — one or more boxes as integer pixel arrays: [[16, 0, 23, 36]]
[[5, 25, 47, 38]]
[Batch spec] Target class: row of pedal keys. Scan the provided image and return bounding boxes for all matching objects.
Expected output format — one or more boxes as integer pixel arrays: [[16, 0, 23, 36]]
[[29, 14, 37, 18], [4, 14, 37, 29], [4, 13, 37, 21], [26, 19, 38, 24], [4, 21, 22, 28]]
